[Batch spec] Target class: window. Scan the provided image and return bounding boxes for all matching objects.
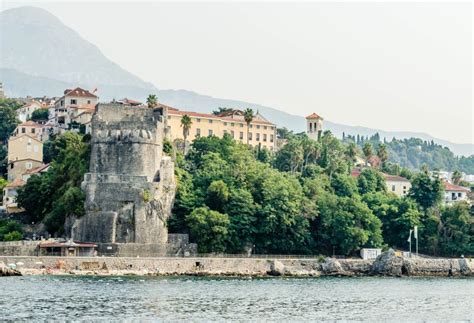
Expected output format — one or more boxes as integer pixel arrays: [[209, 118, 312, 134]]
[[34, 145, 39, 153], [208, 129, 213, 136], [403, 186, 406, 189], [21, 128, 26, 133], [224, 122, 227, 126], [209, 119, 213, 124], [309, 123, 313, 132], [239, 132, 244, 140], [70, 99, 77, 105], [257, 125, 260, 129], [263, 134, 267, 142], [256, 133, 260, 141], [458, 192, 462, 197], [61, 100, 64, 106], [392, 185, 395, 192], [231, 123, 234, 127], [167, 116, 171, 119], [264, 126, 267, 130], [224, 130, 228, 134], [270, 134, 274, 142], [87, 100, 91, 104], [26, 162, 32, 169], [197, 118, 201, 123], [231, 130, 234, 138], [249, 125, 253, 129], [32, 128, 35, 134], [240, 124, 243, 128], [196, 128, 201, 136], [249, 132, 253, 140]]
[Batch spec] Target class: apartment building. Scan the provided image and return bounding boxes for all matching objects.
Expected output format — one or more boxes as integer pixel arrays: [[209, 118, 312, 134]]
[[166, 106, 277, 151]]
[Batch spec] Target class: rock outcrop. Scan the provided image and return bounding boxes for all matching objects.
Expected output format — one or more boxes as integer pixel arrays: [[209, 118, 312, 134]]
[[370, 249, 404, 276], [0, 261, 21, 276]]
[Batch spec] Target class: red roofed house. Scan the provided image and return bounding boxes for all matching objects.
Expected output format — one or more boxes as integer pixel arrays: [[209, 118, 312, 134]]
[[443, 181, 470, 204], [52, 87, 98, 133], [306, 113, 323, 141], [167, 107, 277, 151], [16, 100, 43, 122]]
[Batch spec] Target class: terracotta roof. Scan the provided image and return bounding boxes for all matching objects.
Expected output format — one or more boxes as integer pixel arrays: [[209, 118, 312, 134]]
[[306, 113, 323, 120], [444, 181, 470, 192], [6, 178, 26, 188], [384, 174, 410, 182], [64, 87, 98, 98], [168, 109, 275, 125], [23, 164, 50, 175], [351, 169, 362, 178]]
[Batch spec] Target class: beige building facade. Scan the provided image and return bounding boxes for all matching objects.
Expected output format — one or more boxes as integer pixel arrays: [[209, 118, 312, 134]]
[[7, 134, 44, 182], [166, 106, 277, 151], [384, 175, 411, 197]]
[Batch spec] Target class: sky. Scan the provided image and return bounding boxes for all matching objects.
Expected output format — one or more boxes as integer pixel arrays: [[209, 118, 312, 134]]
[[2, 1, 473, 144]]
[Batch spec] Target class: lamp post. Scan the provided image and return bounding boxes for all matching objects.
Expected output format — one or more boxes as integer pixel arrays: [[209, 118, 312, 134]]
[[407, 229, 413, 258]]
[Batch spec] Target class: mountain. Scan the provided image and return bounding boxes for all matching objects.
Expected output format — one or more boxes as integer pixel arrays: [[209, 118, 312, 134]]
[[1, 6, 472, 157]]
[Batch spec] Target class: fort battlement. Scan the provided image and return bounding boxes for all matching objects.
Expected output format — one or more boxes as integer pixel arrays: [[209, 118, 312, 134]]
[[72, 104, 177, 248]]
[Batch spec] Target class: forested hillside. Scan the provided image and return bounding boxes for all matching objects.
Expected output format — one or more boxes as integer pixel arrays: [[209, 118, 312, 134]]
[[343, 133, 474, 174]]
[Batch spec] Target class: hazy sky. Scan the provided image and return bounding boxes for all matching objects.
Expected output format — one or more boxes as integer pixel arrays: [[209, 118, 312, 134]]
[[2, 1, 473, 144]]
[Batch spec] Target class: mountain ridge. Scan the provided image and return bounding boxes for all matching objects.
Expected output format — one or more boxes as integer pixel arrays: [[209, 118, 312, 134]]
[[0, 6, 472, 156]]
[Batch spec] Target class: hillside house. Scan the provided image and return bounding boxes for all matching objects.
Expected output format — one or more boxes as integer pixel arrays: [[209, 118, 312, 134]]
[[443, 182, 470, 204], [2, 178, 26, 214], [7, 134, 43, 182], [51, 87, 98, 132]]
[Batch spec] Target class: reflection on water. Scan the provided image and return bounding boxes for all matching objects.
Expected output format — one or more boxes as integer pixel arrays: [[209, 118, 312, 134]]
[[0, 276, 473, 321]]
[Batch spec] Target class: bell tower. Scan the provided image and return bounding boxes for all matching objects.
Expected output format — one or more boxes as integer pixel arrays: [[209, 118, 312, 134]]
[[306, 113, 323, 141]]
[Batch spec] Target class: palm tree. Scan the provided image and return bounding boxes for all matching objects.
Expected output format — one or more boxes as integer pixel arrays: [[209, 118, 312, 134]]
[[377, 143, 388, 168], [180, 114, 192, 154], [243, 108, 254, 145], [362, 142, 373, 166], [146, 94, 158, 108], [451, 170, 462, 185]]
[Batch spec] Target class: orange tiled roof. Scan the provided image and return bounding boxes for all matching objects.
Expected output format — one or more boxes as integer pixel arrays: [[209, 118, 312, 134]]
[[6, 178, 26, 188], [64, 87, 98, 98], [168, 109, 275, 125], [444, 181, 470, 192], [23, 164, 50, 175], [306, 113, 323, 119], [384, 174, 410, 182]]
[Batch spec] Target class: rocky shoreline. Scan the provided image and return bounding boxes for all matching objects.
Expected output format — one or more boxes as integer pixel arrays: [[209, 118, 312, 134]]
[[1, 250, 473, 278]]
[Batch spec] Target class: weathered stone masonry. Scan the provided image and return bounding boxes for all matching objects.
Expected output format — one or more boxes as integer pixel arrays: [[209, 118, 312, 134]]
[[71, 104, 182, 254]]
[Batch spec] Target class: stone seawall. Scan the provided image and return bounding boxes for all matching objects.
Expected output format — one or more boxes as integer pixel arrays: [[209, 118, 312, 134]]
[[1, 251, 473, 277]]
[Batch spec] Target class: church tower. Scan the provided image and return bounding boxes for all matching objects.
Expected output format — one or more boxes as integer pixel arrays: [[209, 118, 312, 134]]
[[306, 113, 323, 141]]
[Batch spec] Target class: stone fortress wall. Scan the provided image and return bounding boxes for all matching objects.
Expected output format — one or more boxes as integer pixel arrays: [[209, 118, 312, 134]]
[[70, 104, 192, 255]]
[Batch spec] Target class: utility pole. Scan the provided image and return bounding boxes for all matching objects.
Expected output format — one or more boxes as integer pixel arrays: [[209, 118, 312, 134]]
[[414, 226, 418, 257], [407, 229, 413, 258]]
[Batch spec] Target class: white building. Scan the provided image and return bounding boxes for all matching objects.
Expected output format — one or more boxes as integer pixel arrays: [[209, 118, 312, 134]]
[[51, 87, 98, 133], [16, 101, 43, 122], [306, 113, 323, 141], [443, 181, 470, 204]]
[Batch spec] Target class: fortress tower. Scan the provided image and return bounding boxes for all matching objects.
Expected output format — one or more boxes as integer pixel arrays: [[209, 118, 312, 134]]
[[72, 104, 176, 247], [306, 113, 323, 141]]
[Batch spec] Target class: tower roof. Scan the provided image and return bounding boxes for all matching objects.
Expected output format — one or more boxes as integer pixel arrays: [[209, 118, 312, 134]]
[[306, 113, 323, 120]]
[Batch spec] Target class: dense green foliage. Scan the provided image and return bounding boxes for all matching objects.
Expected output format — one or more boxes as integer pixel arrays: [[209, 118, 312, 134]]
[[16, 132, 89, 234], [31, 108, 49, 121], [344, 133, 474, 174], [0, 98, 21, 143], [168, 133, 473, 257], [0, 220, 23, 241]]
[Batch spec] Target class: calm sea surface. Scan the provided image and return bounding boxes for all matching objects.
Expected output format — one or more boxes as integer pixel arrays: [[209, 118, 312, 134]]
[[0, 276, 473, 321]]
